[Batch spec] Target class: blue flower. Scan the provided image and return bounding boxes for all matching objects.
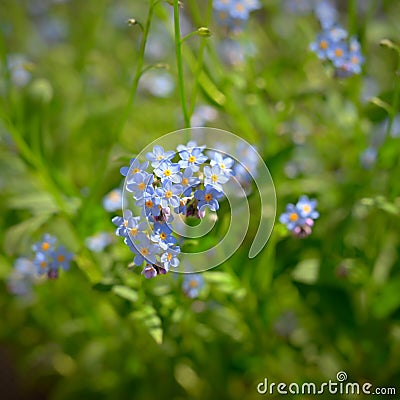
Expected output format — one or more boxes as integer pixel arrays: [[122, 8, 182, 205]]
[[112, 209, 134, 237], [51, 245, 74, 271], [279, 203, 304, 231], [142, 264, 158, 279], [33, 251, 51, 275], [203, 165, 229, 190], [156, 180, 183, 209], [150, 225, 177, 250], [136, 186, 161, 218], [359, 147, 377, 169], [296, 195, 319, 219], [85, 232, 113, 252], [327, 41, 349, 68], [126, 171, 154, 200], [280, 196, 319, 238], [284, 0, 313, 15], [327, 25, 348, 42], [182, 274, 204, 298], [120, 158, 149, 177], [146, 145, 175, 168], [132, 235, 159, 266], [178, 148, 208, 172], [177, 141, 206, 154], [314, 0, 337, 29], [310, 31, 333, 60], [194, 185, 223, 212], [102, 188, 122, 212], [161, 246, 180, 271], [180, 167, 201, 196], [154, 160, 182, 183], [210, 152, 234, 176], [190, 105, 218, 127], [7, 258, 36, 297], [32, 234, 57, 255]]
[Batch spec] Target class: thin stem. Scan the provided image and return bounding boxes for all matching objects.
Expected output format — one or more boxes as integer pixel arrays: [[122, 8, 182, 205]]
[[116, 0, 156, 136], [80, 0, 156, 223], [189, 0, 213, 117], [173, 0, 190, 128]]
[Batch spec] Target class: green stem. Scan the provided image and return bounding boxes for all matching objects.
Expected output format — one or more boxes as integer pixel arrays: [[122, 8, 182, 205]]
[[80, 0, 156, 223], [116, 0, 156, 136], [348, 0, 357, 36], [173, 0, 190, 128], [189, 0, 213, 117], [1, 112, 69, 214]]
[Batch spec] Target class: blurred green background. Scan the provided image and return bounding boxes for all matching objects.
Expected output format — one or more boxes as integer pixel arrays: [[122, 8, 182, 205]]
[[1, 0, 400, 399]]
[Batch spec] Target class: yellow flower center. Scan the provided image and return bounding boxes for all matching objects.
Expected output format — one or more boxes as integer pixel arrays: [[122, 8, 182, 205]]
[[165, 190, 173, 199], [40, 261, 47, 268], [164, 169, 171, 177], [138, 182, 146, 191], [156, 155, 163, 160], [110, 191, 120, 201], [189, 280, 199, 288], [220, 164, 225, 169], [205, 193, 213, 201], [130, 228, 138, 236], [235, 3, 245, 12], [182, 178, 189, 186], [289, 213, 298, 222], [140, 248, 149, 256], [167, 253, 173, 261], [145, 200, 153, 208], [57, 255, 65, 263], [132, 168, 140, 174], [160, 233, 167, 240], [188, 155, 196, 163], [211, 174, 218, 182], [303, 205, 311, 213], [124, 220, 129, 227], [351, 56, 359, 64], [335, 48, 343, 57], [319, 40, 328, 50], [41, 242, 50, 251], [219, 11, 228, 20]]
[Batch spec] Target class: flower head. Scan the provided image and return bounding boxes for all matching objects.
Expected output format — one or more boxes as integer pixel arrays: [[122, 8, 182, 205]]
[[178, 147, 208, 172], [194, 185, 224, 212], [32, 234, 57, 255], [183, 274, 204, 298], [203, 165, 229, 190], [120, 158, 149, 177], [154, 160, 182, 183], [102, 188, 122, 212], [161, 246, 180, 271], [146, 145, 175, 168], [126, 171, 154, 200]]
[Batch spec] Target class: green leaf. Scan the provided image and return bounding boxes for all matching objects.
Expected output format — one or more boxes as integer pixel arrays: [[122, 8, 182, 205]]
[[4, 214, 51, 256], [130, 305, 163, 344], [292, 258, 320, 285], [112, 285, 138, 302]]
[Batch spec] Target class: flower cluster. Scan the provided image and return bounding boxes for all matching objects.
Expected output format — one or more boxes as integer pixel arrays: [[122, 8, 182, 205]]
[[113, 142, 235, 278], [279, 195, 319, 238], [32, 234, 74, 278], [309, 1, 364, 77], [7, 235, 74, 297], [213, 0, 261, 33]]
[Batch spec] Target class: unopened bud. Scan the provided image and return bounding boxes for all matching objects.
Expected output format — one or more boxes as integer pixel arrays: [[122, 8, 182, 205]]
[[197, 27, 212, 37], [128, 18, 137, 26]]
